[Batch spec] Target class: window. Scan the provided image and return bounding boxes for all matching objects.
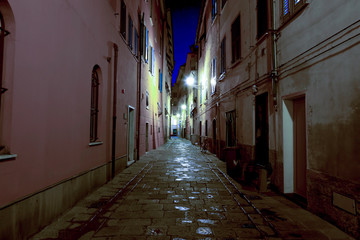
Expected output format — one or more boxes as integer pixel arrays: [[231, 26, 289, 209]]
[[159, 70, 163, 92], [220, 37, 226, 75], [212, 0, 217, 21], [226, 110, 236, 147], [134, 29, 138, 56], [222, 0, 228, 9], [120, 0, 126, 38], [141, 23, 149, 61], [146, 91, 149, 109], [90, 66, 100, 142], [149, 45, 155, 74], [231, 15, 241, 63], [128, 15, 133, 49], [211, 58, 216, 94], [257, 0, 268, 38], [145, 28, 149, 61], [282, 0, 305, 22]]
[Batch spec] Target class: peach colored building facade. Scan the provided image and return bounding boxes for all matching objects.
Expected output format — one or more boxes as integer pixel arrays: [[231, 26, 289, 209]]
[[0, 0, 173, 238]]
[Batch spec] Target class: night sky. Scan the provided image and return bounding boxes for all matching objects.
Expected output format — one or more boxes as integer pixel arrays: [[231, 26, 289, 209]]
[[166, 0, 202, 86]]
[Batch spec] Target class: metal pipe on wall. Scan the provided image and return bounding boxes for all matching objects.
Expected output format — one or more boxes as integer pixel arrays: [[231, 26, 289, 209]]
[[111, 43, 118, 178]]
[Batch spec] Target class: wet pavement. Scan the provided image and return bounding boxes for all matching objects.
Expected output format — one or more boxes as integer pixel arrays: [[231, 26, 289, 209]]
[[32, 138, 353, 240]]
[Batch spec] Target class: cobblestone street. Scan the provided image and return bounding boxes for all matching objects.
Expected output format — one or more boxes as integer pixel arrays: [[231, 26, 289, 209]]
[[32, 138, 353, 240]]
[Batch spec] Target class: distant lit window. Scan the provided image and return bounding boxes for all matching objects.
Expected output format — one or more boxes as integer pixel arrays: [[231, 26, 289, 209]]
[[149, 46, 155, 75], [145, 28, 149, 62], [128, 15, 133, 49], [257, 0, 268, 38], [282, 0, 305, 22], [220, 37, 226, 75], [211, 58, 216, 94], [231, 15, 241, 63], [212, 0, 217, 21], [90, 66, 100, 142], [120, 0, 126, 38]]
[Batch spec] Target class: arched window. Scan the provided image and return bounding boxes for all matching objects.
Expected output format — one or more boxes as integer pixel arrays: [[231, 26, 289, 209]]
[[90, 66, 100, 142]]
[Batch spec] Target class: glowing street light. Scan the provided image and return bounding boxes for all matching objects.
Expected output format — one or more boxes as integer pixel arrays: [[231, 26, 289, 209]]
[[181, 104, 186, 110], [185, 76, 195, 86]]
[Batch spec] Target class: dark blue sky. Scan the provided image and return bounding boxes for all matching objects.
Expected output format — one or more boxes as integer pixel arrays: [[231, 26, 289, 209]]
[[170, 2, 201, 86]]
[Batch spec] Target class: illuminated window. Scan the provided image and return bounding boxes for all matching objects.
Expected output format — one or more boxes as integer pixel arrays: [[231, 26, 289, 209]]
[[282, 0, 305, 22], [211, 58, 216, 94], [90, 66, 100, 142], [212, 0, 217, 21], [149, 46, 155, 75]]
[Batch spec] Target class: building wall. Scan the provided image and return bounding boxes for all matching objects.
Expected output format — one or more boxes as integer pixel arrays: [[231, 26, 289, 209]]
[[193, 0, 359, 238], [0, 0, 173, 238], [276, 0, 360, 237]]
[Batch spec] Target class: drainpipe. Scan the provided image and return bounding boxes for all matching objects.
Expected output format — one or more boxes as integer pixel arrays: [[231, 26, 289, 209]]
[[111, 43, 118, 178], [271, 0, 278, 111], [136, 13, 143, 160]]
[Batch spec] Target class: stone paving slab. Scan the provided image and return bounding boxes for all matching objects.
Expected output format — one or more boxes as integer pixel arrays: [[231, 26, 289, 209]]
[[31, 138, 354, 240]]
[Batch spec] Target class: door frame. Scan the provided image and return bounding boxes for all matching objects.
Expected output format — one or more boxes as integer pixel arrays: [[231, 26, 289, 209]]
[[282, 92, 307, 195]]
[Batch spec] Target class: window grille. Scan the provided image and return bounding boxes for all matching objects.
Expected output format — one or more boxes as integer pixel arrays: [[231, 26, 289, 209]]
[[90, 67, 100, 142]]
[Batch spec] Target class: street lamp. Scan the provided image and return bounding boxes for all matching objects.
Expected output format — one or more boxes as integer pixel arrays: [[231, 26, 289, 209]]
[[186, 76, 195, 86], [181, 104, 186, 110]]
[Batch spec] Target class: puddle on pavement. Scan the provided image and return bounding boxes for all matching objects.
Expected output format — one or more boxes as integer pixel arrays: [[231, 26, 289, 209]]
[[175, 206, 190, 211], [196, 227, 213, 235], [197, 219, 216, 225]]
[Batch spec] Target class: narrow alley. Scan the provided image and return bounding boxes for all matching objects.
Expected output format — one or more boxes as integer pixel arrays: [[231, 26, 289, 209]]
[[32, 138, 353, 240]]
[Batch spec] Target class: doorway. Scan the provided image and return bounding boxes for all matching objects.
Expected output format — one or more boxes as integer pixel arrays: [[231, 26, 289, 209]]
[[294, 97, 306, 198], [255, 93, 269, 166], [283, 96, 307, 199], [127, 106, 135, 165]]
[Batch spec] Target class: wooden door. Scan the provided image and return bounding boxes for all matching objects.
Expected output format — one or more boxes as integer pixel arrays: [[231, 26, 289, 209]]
[[294, 97, 307, 198]]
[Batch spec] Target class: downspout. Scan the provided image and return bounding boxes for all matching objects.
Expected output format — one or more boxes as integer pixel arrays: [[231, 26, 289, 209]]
[[271, 0, 278, 110], [111, 43, 119, 178], [136, 13, 143, 160]]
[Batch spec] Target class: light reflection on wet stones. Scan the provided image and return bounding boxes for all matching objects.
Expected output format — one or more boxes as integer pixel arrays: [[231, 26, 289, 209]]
[[196, 227, 213, 235]]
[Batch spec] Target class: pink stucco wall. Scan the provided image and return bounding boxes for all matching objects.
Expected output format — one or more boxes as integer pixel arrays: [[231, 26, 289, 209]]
[[0, 0, 169, 207]]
